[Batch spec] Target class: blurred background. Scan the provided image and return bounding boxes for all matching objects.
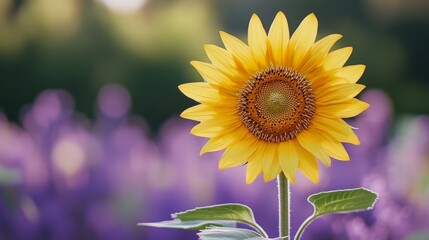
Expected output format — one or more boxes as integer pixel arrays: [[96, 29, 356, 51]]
[[0, 0, 428, 239]]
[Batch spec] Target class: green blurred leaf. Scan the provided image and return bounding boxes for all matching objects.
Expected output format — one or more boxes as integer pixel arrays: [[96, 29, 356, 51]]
[[197, 227, 263, 240], [0, 167, 21, 185], [137, 219, 235, 230], [409, 232, 429, 240], [308, 188, 378, 217]]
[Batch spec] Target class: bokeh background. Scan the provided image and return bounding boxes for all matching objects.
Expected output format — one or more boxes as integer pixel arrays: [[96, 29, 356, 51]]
[[1, 0, 429, 239]]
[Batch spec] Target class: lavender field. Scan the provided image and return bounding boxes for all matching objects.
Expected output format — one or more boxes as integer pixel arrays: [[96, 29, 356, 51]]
[[1, 86, 428, 239], [1, 0, 429, 239]]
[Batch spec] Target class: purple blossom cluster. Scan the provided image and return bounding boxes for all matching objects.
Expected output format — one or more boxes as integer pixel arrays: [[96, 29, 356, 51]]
[[0, 86, 428, 240]]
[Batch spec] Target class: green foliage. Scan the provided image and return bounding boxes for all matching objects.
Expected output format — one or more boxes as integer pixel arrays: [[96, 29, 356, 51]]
[[294, 188, 378, 240], [408, 232, 429, 240], [197, 227, 290, 240], [139, 189, 379, 240], [197, 227, 263, 240], [308, 187, 378, 217], [138, 203, 268, 238], [137, 220, 235, 230], [173, 204, 256, 223], [0, 167, 20, 185]]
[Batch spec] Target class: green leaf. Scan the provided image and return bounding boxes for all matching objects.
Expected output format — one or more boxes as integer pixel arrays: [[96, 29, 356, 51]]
[[294, 188, 378, 240], [0, 166, 21, 185], [138, 203, 268, 238], [408, 232, 429, 240], [308, 187, 378, 217], [173, 203, 255, 223], [173, 203, 267, 237], [197, 227, 263, 240], [137, 219, 235, 230], [197, 227, 289, 240]]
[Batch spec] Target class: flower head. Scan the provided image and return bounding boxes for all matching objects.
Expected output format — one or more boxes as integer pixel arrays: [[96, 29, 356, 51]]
[[179, 12, 369, 184]]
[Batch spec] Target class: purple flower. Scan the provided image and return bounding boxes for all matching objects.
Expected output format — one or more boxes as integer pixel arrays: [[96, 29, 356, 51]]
[[0, 87, 428, 240]]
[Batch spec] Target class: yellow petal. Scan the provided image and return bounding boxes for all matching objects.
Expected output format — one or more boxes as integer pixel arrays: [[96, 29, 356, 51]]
[[246, 155, 263, 184], [278, 140, 299, 183], [316, 83, 366, 104], [312, 115, 360, 145], [204, 44, 238, 77], [296, 129, 332, 167], [287, 13, 318, 68], [323, 47, 353, 70], [317, 98, 370, 118], [219, 136, 257, 169], [265, 163, 281, 183], [268, 11, 289, 65], [296, 146, 319, 183], [300, 34, 342, 73], [306, 68, 331, 84], [312, 128, 350, 161], [310, 75, 349, 90], [262, 144, 280, 182], [248, 14, 268, 67], [178, 83, 221, 104], [190, 61, 238, 90], [191, 117, 240, 138], [200, 126, 247, 155], [336, 64, 366, 83], [323, 141, 350, 161], [219, 31, 258, 74], [181, 104, 214, 121], [201, 137, 228, 155], [179, 82, 237, 106]]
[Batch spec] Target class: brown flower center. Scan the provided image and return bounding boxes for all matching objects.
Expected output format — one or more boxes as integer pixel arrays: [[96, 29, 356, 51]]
[[238, 66, 315, 143]]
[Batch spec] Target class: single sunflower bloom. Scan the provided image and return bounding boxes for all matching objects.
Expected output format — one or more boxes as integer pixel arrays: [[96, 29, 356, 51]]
[[179, 12, 369, 184]]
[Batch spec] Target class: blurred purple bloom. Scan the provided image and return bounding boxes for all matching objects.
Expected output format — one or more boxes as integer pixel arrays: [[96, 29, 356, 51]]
[[0, 87, 428, 240]]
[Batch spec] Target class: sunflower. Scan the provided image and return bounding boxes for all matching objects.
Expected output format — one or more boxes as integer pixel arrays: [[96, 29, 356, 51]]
[[179, 12, 369, 184]]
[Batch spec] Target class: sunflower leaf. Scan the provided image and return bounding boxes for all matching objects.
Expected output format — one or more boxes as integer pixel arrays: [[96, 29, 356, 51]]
[[173, 203, 268, 237], [137, 219, 235, 230], [308, 187, 378, 217], [173, 203, 255, 223], [138, 204, 268, 237], [295, 188, 378, 240], [197, 227, 290, 240], [197, 227, 263, 240]]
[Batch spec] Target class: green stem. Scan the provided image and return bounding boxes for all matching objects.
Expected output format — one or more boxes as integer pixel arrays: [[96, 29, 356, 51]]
[[278, 174, 290, 238], [294, 215, 316, 240]]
